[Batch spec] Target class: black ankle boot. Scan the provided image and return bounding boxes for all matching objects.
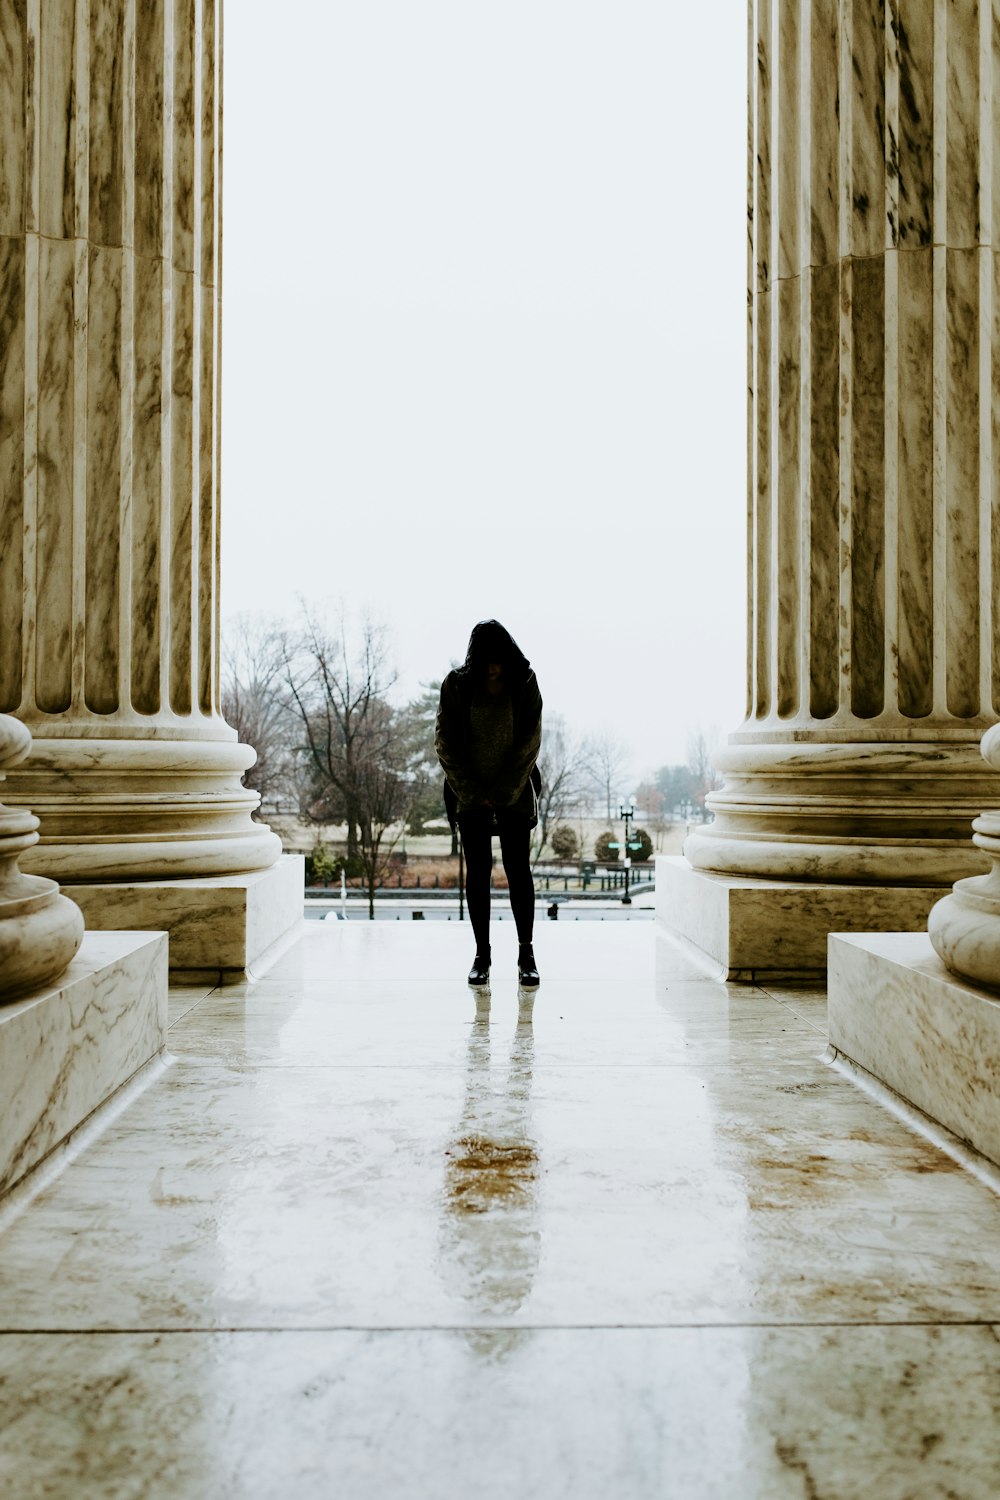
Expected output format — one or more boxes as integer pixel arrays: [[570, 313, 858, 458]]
[[468, 949, 491, 986], [517, 943, 539, 987]]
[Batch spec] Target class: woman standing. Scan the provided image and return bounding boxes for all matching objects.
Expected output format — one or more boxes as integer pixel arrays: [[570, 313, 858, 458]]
[[435, 620, 542, 988]]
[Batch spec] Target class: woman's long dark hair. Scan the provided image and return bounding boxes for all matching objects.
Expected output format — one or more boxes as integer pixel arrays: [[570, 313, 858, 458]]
[[457, 619, 531, 688]]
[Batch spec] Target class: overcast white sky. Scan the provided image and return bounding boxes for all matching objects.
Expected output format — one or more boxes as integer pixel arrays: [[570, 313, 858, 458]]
[[222, 2, 747, 777]]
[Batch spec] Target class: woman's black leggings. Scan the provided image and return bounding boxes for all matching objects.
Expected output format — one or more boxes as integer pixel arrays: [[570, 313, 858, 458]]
[[457, 810, 535, 952]]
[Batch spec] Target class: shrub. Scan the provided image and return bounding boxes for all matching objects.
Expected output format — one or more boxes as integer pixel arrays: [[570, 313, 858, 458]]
[[307, 842, 339, 887], [629, 827, 654, 862], [305, 846, 369, 885], [550, 825, 578, 859], [594, 831, 617, 863]]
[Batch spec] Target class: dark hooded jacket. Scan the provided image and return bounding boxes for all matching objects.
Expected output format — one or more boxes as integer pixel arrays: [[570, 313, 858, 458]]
[[435, 620, 543, 828]]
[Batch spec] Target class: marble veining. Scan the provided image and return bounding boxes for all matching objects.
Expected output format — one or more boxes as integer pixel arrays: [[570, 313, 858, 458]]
[[847, 0, 887, 261], [829, 930, 1000, 1167], [0, 5, 25, 237], [895, 244, 934, 716], [88, 0, 125, 248], [893, 0, 934, 248], [775, 0, 800, 283], [35, 236, 75, 714], [1, 923, 1000, 1496], [0, 0, 280, 890], [658, 855, 943, 975], [0, 930, 166, 1197], [62, 857, 305, 976], [945, 6, 980, 247], [945, 245, 982, 718], [37, 0, 76, 241], [130, 252, 164, 715], [169, 265, 195, 717], [199, 0, 218, 288], [0, 235, 25, 710], [2, 1325, 999, 1500], [171, 0, 196, 276], [84, 242, 123, 716], [134, 1, 165, 260], [702, 1, 1000, 891]]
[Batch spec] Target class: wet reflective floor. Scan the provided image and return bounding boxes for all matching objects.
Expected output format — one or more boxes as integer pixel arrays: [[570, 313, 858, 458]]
[[2, 922, 1000, 1497]]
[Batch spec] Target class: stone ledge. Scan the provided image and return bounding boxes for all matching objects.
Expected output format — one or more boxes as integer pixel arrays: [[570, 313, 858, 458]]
[[656, 856, 944, 979], [828, 931, 1000, 1168], [0, 931, 167, 1197], [62, 855, 305, 982]]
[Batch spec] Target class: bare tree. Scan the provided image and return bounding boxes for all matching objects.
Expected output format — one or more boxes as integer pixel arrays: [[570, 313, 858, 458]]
[[686, 727, 723, 821], [221, 614, 297, 809], [353, 701, 418, 919], [584, 730, 631, 824], [533, 715, 590, 864], [656, 762, 698, 818], [398, 681, 451, 842], [635, 779, 668, 850], [281, 605, 398, 860]]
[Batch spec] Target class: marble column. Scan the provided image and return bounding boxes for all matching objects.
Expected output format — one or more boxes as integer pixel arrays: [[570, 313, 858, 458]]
[[0, 0, 279, 882], [0, 715, 83, 998], [687, 0, 1000, 889]]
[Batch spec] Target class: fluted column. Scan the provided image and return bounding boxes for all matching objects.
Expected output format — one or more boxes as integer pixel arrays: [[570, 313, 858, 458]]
[[688, 0, 1000, 887], [0, 0, 278, 880]]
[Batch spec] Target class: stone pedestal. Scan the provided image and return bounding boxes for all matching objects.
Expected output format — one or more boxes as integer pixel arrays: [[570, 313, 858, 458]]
[[0, 715, 83, 999], [828, 932, 1000, 1169], [0, 931, 166, 1197], [679, 3, 1000, 932], [0, 2, 282, 888], [928, 724, 1000, 989], [657, 856, 940, 980], [63, 856, 305, 982]]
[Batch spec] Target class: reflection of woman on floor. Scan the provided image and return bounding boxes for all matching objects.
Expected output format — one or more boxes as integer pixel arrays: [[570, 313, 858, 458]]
[[438, 1013, 540, 1321], [435, 620, 543, 988]]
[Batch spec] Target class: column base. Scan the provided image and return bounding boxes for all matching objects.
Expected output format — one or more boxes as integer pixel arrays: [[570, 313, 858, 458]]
[[61, 856, 305, 983], [828, 932, 1000, 1169], [7, 735, 282, 882], [656, 855, 943, 979], [688, 739, 996, 886], [0, 931, 166, 1197]]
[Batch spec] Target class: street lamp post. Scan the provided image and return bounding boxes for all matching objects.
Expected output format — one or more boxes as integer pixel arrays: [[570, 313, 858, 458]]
[[618, 797, 638, 906]]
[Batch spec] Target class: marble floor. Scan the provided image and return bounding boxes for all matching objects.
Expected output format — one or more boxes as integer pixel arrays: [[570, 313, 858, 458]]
[[1, 921, 1000, 1498]]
